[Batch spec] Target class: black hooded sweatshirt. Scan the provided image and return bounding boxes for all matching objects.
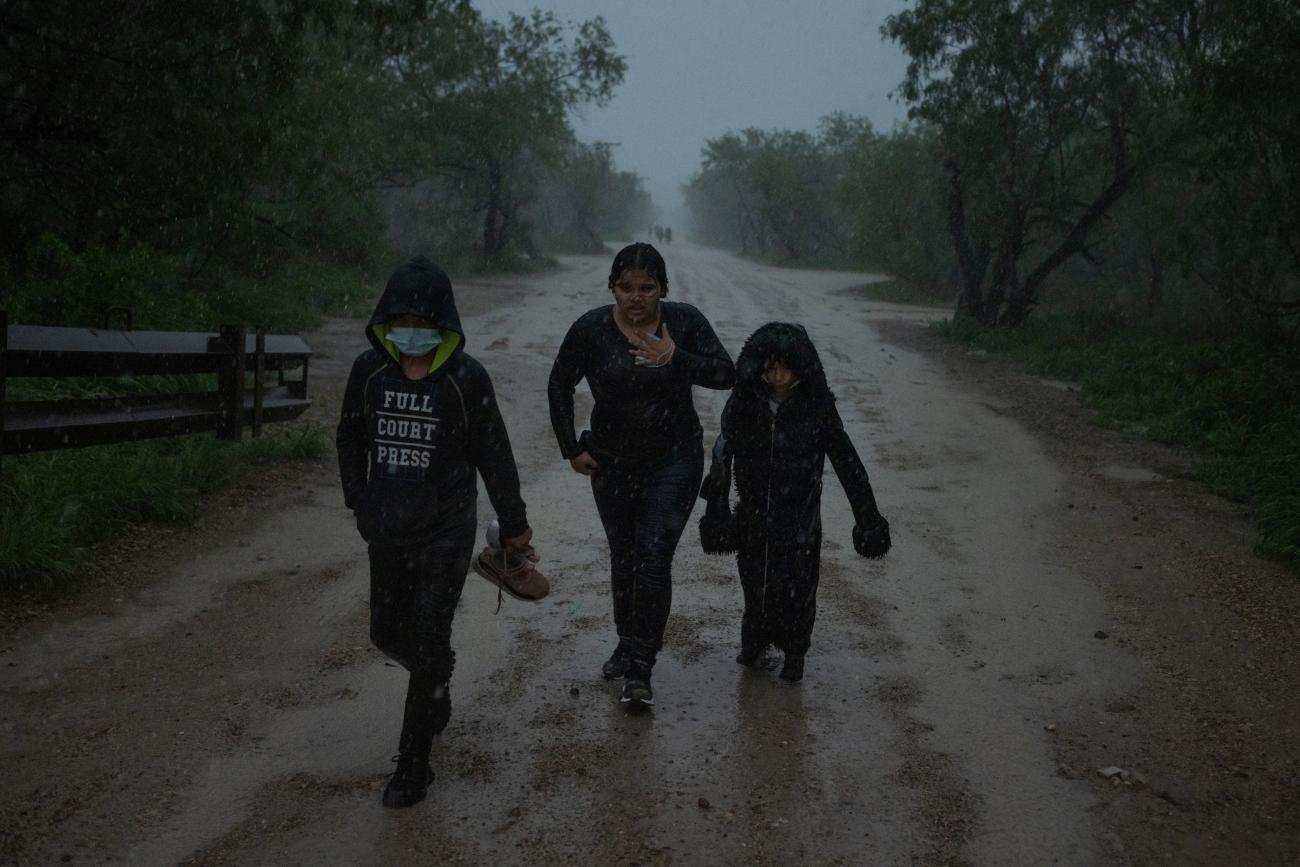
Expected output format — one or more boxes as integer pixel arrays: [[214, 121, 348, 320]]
[[704, 322, 881, 547], [336, 257, 528, 547]]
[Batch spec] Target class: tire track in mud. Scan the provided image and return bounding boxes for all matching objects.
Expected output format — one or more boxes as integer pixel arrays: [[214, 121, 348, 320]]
[[816, 554, 980, 867]]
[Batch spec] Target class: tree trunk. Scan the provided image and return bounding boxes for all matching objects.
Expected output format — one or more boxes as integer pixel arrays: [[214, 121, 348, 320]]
[[1017, 158, 1138, 309], [1002, 283, 1038, 325], [1145, 226, 1165, 315], [946, 159, 991, 321], [981, 269, 1007, 325], [482, 159, 505, 259]]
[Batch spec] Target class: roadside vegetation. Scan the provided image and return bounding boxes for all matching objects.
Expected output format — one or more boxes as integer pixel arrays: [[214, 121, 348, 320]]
[[847, 280, 953, 308], [0, 429, 330, 598], [1, 1, 651, 598], [3, 1, 650, 335], [938, 313, 1300, 568], [683, 0, 1298, 570]]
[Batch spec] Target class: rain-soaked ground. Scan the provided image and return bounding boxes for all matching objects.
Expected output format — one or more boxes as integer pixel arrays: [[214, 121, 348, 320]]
[[3, 243, 1297, 865]]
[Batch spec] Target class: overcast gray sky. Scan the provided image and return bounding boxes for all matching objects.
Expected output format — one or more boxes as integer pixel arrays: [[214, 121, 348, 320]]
[[473, 0, 912, 217]]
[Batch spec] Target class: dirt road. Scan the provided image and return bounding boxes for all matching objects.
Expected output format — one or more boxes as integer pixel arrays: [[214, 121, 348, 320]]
[[3, 243, 1296, 865]]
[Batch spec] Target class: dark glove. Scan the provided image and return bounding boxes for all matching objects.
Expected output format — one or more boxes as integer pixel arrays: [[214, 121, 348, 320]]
[[699, 497, 737, 555], [699, 470, 722, 502], [853, 516, 891, 558]]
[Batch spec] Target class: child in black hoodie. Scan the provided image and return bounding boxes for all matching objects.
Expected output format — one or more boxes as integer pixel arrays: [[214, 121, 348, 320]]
[[700, 322, 890, 682], [336, 256, 533, 808]]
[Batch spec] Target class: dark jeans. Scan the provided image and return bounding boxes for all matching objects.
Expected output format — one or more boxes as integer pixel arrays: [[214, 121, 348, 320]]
[[590, 444, 704, 669], [368, 528, 474, 759]]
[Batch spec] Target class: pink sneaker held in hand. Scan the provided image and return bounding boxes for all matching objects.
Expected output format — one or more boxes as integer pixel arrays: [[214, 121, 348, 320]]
[[472, 519, 549, 603]]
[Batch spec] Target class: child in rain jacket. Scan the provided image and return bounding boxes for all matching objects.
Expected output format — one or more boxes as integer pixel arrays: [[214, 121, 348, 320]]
[[700, 321, 890, 682], [336, 256, 534, 808]]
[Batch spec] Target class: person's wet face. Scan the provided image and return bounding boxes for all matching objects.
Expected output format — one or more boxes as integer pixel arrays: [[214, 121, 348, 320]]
[[764, 357, 798, 400], [612, 269, 662, 327]]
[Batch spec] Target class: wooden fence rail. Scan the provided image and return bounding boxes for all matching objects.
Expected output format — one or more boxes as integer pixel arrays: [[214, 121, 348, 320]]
[[0, 311, 312, 463]]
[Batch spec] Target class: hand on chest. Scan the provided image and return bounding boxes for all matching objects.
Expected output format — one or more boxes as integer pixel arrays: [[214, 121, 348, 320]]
[[595, 317, 676, 388]]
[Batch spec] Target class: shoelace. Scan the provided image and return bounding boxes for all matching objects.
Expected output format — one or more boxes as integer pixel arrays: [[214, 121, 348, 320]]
[[488, 547, 538, 615], [389, 754, 415, 779], [492, 547, 505, 614]]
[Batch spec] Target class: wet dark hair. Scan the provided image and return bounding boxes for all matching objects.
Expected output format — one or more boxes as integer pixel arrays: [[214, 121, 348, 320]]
[[607, 242, 668, 297], [764, 353, 792, 370]]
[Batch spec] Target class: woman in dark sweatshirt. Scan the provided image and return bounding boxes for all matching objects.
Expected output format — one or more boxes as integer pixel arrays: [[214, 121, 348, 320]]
[[336, 256, 533, 808], [699, 322, 890, 683], [548, 242, 735, 708]]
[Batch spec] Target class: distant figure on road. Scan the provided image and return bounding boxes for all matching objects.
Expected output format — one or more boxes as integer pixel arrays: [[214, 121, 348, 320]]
[[699, 322, 890, 683], [663, 226, 672, 245], [548, 242, 735, 708], [336, 256, 537, 808]]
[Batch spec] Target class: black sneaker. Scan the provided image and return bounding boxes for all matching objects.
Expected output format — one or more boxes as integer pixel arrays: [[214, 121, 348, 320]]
[[736, 644, 766, 668], [778, 655, 805, 683], [602, 649, 631, 680], [620, 676, 654, 706], [620, 660, 654, 707], [382, 754, 434, 809]]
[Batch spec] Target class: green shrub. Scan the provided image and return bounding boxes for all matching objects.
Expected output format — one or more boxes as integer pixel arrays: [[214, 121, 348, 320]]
[[2, 234, 377, 335], [0, 426, 329, 598], [2, 234, 205, 330], [214, 256, 373, 333], [936, 312, 1300, 567]]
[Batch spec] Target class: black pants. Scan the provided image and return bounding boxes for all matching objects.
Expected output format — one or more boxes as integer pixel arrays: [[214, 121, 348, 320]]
[[591, 444, 704, 669], [368, 529, 474, 759], [736, 532, 821, 658]]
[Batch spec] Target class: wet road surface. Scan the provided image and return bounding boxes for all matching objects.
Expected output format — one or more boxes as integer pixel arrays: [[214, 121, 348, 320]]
[[2, 244, 1137, 865]]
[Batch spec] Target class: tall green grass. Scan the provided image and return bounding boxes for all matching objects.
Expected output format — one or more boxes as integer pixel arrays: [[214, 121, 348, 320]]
[[937, 311, 1300, 568], [0, 426, 329, 598]]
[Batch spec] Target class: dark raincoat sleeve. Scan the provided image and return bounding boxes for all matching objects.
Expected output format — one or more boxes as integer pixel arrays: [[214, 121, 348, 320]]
[[547, 319, 588, 460], [700, 393, 736, 505], [462, 360, 530, 540], [821, 402, 883, 527], [335, 355, 371, 511], [698, 392, 739, 553], [669, 309, 735, 389]]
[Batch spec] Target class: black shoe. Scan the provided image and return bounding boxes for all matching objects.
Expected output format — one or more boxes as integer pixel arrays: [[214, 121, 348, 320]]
[[620, 676, 654, 706], [779, 655, 805, 683], [620, 660, 654, 707], [736, 644, 766, 668], [382, 754, 434, 809], [602, 649, 631, 681]]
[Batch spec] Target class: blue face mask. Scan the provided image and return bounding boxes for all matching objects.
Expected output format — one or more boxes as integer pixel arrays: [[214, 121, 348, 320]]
[[387, 326, 443, 356]]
